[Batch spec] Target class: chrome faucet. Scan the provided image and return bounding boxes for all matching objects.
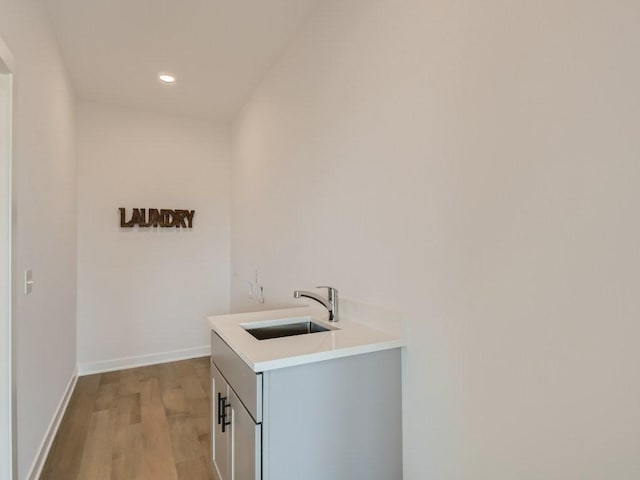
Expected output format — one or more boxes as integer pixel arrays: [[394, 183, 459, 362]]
[[293, 286, 339, 322]]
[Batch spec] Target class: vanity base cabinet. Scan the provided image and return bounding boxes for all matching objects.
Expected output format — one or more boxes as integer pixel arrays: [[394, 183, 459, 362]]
[[211, 331, 402, 480], [262, 347, 402, 480], [211, 362, 262, 480]]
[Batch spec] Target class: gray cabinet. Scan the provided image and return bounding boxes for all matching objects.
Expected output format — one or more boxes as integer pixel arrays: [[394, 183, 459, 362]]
[[210, 363, 230, 480], [228, 388, 261, 479], [211, 331, 402, 480], [211, 362, 261, 480]]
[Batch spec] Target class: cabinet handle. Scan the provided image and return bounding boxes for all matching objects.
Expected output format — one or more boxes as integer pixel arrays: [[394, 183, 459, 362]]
[[217, 392, 223, 425], [221, 397, 231, 433]]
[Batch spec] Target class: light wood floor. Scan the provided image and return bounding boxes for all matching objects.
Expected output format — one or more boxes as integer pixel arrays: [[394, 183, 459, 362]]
[[41, 356, 214, 480]]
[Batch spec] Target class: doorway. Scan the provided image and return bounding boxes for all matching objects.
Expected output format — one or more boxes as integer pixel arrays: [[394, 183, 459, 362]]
[[0, 37, 14, 480]]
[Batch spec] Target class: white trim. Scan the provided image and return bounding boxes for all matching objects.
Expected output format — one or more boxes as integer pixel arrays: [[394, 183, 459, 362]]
[[78, 345, 211, 376], [26, 368, 78, 480], [0, 35, 14, 480]]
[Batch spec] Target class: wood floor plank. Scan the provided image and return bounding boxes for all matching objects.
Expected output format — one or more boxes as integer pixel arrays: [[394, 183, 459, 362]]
[[119, 368, 142, 396], [76, 408, 117, 480], [187, 397, 210, 418], [43, 357, 214, 480], [141, 377, 180, 480], [195, 365, 211, 394], [93, 382, 119, 412], [163, 387, 187, 416], [41, 374, 101, 479], [174, 359, 196, 378], [111, 423, 145, 480], [158, 362, 181, 391], [116, 392, 142, 427], [112, 421, 142, 460], [99, 370, 120, 385], [176, 456, 215, 480], [192, 415, 210, 437], [181, 375, 206, 400], [199, 431, 211, 459], [167, 415, 203, 464]]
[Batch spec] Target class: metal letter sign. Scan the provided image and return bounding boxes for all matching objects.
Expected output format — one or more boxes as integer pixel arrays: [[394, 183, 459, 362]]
[[119, 208, 195, 228]]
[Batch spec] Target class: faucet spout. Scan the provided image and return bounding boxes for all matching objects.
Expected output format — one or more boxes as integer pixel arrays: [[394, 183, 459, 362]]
[[293, 286, 339, 322]]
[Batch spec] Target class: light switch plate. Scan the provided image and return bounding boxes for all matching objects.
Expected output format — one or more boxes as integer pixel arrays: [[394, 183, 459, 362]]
[[24, 269, 33, 295]]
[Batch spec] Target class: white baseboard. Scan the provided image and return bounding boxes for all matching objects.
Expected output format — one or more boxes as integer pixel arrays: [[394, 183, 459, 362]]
[[27, 368, 78, 480], [77, 345, 211, 376]]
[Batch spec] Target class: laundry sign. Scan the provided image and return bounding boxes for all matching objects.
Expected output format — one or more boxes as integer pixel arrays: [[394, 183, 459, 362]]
[[119, 208, 195, 228]]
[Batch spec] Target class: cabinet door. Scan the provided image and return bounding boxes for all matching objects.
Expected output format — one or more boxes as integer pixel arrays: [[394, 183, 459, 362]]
[[211, 363, 230, 480], [229, 388, 261, 480]]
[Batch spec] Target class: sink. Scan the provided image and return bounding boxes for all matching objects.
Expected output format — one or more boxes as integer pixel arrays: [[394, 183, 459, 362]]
[[244, 320, 333, 341]]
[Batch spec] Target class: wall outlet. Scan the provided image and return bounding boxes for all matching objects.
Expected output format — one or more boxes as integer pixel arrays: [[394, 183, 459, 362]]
[[258, 285, 264, 304]]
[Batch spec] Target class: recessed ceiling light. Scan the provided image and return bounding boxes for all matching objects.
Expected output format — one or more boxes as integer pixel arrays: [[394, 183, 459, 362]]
[[158, 73, 175, 84]]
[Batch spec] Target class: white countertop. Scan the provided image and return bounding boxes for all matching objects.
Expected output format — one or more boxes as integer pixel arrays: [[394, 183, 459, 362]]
[[208, 306, 405, 372]]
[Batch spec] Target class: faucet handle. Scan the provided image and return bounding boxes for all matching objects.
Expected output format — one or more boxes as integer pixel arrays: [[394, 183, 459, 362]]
[[316, 286, 338, 296], [316, 286, 339, 321]]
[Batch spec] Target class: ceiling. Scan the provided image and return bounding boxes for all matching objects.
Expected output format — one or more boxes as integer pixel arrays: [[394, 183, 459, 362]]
[[40, 0, 322, 120]]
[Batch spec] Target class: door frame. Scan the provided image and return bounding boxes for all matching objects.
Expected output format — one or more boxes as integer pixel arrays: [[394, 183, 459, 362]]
[[0, 34, 16, 480]]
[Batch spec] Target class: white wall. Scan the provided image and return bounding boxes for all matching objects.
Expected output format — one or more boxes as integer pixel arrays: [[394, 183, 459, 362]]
[[0, 0, 77, 478], [231, 1, 640, 478], [77, 102, 230, 371]]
